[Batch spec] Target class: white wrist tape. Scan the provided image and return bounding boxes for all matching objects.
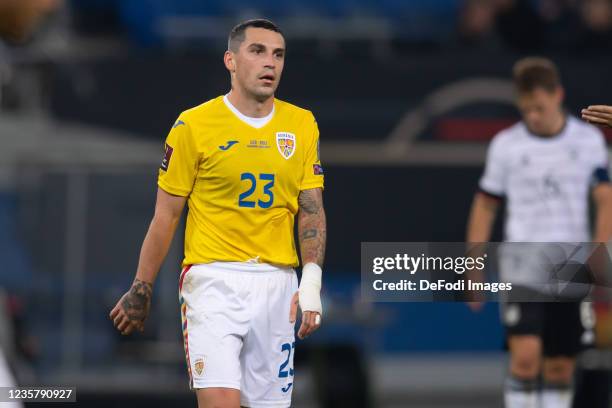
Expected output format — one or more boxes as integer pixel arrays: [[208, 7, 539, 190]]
[[298, 263, 323, 315]]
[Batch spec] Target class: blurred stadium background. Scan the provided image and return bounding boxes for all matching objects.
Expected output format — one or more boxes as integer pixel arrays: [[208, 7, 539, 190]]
[[0, 0, 611, 407]]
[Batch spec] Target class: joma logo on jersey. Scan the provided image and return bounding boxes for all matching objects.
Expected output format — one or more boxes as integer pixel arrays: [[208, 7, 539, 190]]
[[219, 140, 239, 151], [276, 132, 296, 159]]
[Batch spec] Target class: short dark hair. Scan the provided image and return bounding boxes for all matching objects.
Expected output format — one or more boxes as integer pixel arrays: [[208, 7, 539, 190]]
[[228, 19, 283, 52], [513, 57, 561, 93]]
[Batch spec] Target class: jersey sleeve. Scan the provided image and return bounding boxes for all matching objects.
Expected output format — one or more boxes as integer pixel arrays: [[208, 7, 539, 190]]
[[157, 115, 200, 196], [589, 129, 610, 186], [300, 113, 325, 191], [479, 135, 508, 198]]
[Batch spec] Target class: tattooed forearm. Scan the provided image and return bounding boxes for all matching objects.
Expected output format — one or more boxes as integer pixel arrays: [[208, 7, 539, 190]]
[[298, 189, 322, 215], [298, 188, 326, 266], [121, 279, 153, 324]]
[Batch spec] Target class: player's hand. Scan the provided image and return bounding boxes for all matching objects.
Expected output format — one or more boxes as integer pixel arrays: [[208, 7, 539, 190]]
[[465, 286, 486, 312], [466, 301, 484, 312], [109, 279, 153, 335], [581, 105, 612, 128], [289, 292, 322, 340], [587, 243, 612, 289]]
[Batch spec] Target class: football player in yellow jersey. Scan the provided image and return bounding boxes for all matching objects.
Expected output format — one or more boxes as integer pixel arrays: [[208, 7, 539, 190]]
[[109, 19, 326, 408]]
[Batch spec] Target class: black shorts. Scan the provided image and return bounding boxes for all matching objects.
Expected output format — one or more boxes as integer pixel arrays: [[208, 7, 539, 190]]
[[501, 301, 596, 357]]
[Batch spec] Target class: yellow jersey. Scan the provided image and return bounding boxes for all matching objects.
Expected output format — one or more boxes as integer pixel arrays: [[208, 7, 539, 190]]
[[158, 95, 324, 267]]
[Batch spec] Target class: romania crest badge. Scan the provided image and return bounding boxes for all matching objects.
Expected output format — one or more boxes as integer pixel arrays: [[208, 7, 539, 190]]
[[276, 132, 296, 159], [194, 357, 205, 376]]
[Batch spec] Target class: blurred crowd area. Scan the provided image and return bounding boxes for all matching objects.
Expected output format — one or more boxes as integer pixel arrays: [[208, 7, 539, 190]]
[[65, 0, 612, 54], [457, 0, 612, 52], [4, 0, 612, 54]]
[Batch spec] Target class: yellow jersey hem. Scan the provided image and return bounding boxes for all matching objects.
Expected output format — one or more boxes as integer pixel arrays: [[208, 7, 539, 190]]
[[183, 259, 299, 268], [299, 182, 324, 191]]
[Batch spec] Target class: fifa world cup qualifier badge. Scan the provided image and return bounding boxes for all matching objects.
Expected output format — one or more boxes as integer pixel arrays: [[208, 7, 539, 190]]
[[160, 143, 174, 171]]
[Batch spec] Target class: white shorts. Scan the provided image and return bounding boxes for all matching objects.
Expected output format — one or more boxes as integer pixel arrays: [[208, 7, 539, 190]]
[[179, 262, 298, 408]]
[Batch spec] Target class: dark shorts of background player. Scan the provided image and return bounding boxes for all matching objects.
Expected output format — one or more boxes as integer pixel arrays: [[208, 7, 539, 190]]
[[501, 297, 594, 357]]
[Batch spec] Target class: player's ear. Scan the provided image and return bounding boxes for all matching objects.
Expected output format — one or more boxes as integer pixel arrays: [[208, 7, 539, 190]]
[[557, 86, 565, 103], [224, 51, 236, 73]]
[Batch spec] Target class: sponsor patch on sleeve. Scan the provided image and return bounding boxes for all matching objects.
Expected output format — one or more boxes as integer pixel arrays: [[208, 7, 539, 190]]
[[160, 143, 174, 171], [313, 163, 324, 175]]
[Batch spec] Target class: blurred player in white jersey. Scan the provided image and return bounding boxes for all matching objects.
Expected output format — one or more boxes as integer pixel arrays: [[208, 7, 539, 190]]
[[0, 290, 23, 408], [467, 57, 612, 408]]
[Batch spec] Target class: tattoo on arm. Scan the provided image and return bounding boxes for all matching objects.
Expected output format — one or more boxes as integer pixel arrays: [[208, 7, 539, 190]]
[[298, 189, 322, 215], [121, 279, 153, 324], [298, 188, 326, 266], [301, 229, 318, 239]]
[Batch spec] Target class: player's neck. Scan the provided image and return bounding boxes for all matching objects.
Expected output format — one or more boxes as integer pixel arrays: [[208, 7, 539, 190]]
[[226, 89, 274, 118], [543, 111, 567, 137], [530, 111, 566, 138]]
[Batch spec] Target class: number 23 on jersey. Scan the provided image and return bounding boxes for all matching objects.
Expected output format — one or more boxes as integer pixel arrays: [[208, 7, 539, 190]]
[[238, 172, 275, 208]]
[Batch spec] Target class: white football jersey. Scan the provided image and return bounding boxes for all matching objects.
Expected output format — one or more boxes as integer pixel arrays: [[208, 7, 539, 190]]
[[480, 116, 609, 243]]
